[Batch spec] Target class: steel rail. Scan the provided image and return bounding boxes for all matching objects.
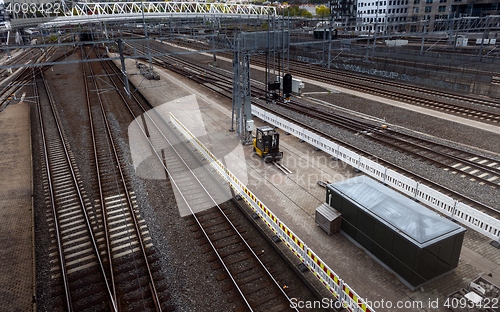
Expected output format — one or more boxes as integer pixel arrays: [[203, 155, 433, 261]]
[[133, 46, 500, 215], [100, 55, 297, 311], [33, 68, 73, 312], [171, 38, 500, 116], [156, 47, 500, 177], [81, 46, 118, 309], [98, 55, 163, 312], [40, 69, 119, 312], [255, 58, 500, 119], [282, 100, 500, 189]]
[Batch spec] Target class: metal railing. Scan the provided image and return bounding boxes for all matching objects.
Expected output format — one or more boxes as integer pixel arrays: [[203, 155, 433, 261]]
[[170, 112, 374, 312], [252, 106, 500, 243]]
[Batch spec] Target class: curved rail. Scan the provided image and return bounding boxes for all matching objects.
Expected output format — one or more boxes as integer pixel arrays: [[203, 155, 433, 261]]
[[99, 50, 297, 310], [128, 43, 500, 222], [134, 43, 500, 190], [170, 37, 500, 123], [36, 68, 118, 311], [96, 51, 164, 311]]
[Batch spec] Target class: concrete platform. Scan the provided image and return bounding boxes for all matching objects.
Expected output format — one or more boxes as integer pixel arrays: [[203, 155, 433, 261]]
[[0, 102, 35, 311], [120, 57, 500, 311]]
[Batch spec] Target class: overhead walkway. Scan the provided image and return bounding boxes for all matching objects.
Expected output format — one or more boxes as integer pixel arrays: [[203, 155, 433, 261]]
[[5, 2, 276, 28]]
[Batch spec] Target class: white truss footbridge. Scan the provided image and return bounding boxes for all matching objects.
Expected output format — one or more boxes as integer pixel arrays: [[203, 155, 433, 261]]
[[7, 2, 276, 28]]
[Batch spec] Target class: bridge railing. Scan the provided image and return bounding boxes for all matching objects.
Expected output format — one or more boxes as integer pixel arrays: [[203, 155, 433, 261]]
[[5, 1, 275, 19]]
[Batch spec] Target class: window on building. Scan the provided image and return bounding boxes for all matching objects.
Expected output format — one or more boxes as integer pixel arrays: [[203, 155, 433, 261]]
[[425, 6, 432, 12], [426, 0, 432, 3], [414, 0, 420, 4], [438, 5, 446, 11], [413, 6, 419, 12]]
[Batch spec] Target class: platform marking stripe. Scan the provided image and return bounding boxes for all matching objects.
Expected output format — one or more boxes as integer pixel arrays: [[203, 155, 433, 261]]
[[171, 113, 374, 312], [343, 285, 370, 312], [307, 250, 336, 287]]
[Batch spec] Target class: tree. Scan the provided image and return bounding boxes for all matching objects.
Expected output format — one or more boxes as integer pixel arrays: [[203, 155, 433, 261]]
[[315, 4, 330, 17], [280, 5, 312, 17], [300, 10, 312, 17]]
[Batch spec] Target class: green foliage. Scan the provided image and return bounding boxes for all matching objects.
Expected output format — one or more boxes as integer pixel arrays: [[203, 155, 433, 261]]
[[261, 21, 269, 30], [301, 10, 312, 17], [315, 4, 330, 17], [280, 5, 312, 17]]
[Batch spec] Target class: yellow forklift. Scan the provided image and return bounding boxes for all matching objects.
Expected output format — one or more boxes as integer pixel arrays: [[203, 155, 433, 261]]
[[253, 126, 283, 163]]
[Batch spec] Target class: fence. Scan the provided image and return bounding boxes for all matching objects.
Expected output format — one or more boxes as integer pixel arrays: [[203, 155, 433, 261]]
[[170, 112, 374, 312], [251, 106, 500, 242]]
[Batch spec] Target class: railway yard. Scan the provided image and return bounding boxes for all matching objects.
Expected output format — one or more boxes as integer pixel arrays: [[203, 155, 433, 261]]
[[1, 29, 500, 312]]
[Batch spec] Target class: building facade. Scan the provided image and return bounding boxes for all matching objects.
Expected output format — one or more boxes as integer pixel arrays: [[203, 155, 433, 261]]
[[337, 0, 500, 33], [357, 0, 409, 33]]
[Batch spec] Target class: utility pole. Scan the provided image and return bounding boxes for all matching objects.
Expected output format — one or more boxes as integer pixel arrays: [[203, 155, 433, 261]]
[[327, 0, 334, 69], [420, 19, 427, 55], [479, 15, 490, 61], [117, 39, 131, 97]]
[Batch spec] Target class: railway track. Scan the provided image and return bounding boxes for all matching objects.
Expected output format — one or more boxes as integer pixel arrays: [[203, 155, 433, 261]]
[[0, 47, 75, 112], [253, 58, 500, 124], [85, 47, 169, 312], [169, 37, 500, 123], [137, 43, 500, 190], [289, 39, 500, 79], [283, 99, 500, 189], [188, 205, 297, 311], [33, 46, 173, 311], [100, 48, 303, 310], [126, 42, 500, 218], [35, 68, 117, 311]]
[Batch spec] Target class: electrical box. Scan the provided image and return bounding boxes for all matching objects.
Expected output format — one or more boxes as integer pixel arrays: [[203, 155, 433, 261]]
[[246, 120, 254, 132], [316, 203, 341, 235], [268, 82, 280, 91], [276, 76, 305, 95]]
